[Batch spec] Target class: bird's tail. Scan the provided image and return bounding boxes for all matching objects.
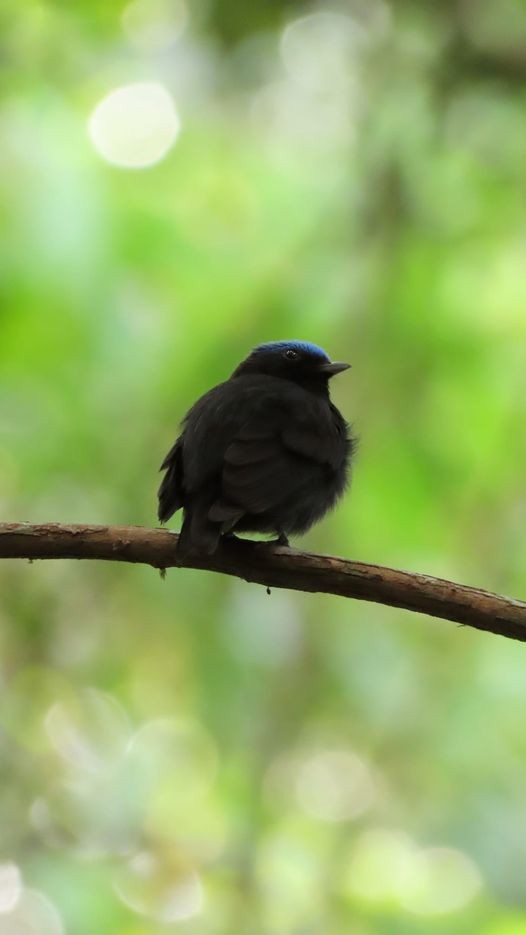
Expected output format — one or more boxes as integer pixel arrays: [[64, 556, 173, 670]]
[[157, 439, 184, 523], [178, 498, 221, 556]]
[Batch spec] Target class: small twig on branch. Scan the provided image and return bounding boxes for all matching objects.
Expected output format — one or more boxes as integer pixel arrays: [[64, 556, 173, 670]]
[[0, 523, 525, 643]]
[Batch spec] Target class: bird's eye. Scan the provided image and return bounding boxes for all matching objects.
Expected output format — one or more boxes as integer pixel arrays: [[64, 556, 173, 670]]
[[284, 349, 298, 360]]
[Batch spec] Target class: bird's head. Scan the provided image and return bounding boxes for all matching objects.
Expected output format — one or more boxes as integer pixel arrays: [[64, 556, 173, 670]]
[[231, 341, 350, 390]]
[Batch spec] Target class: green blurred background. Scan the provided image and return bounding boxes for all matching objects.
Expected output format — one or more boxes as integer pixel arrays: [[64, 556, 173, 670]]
[[1, 0, 526, 932]]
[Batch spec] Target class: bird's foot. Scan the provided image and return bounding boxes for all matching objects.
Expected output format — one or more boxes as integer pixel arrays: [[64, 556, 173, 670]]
[[275, 532, 290, 547]]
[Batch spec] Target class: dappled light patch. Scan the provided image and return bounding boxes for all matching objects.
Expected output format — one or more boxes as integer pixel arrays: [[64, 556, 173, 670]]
[[88, 83, 180, 168]]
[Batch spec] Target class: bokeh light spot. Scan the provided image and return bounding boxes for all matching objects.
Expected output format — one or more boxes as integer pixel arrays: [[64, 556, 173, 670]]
[[343, 830, 482, 915], [88, 82, 180, 168], [122, 0, 187, 49], [115, 852, 204, 922], [0, 889, 64, 934], [296, 750, 375, 822], [256, 828, 323, 928], [280, 12, 367, 91], [0, 863, 22, 914], [44, 687, 131, 773], [342, 829, 414, 904], [398, 846, 482, 916]]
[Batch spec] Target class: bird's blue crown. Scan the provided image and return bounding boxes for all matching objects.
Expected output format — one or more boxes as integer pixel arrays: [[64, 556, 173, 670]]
[[255, 341, 329, 361]]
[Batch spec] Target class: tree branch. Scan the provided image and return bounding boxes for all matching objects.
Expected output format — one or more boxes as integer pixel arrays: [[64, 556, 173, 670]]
[[1, 522, 525, 642]]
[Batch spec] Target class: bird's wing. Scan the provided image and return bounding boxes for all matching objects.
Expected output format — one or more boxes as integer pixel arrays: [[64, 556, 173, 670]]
[[209, 414, 327, 527], [282, 402, 349, 470]]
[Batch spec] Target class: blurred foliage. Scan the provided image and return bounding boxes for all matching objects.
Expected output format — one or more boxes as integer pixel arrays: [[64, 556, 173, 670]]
[[1, 0, 526, 932]]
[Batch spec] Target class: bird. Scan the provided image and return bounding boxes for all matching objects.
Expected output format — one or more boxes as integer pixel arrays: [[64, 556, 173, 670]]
[[157, 340, 354, 555]]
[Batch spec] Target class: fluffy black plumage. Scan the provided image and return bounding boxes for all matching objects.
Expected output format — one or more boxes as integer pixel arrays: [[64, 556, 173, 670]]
[[158, 341, 354, 554]]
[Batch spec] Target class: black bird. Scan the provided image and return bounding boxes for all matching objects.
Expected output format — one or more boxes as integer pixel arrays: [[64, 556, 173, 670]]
[[158, 340, 354, 554]]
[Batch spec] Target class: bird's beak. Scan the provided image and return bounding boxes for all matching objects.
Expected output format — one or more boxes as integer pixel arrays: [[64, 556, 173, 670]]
[[318, 361, 351, 377]]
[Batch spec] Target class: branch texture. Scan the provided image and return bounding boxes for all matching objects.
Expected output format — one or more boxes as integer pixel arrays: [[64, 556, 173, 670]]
[[1, 523, 525, 642]]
